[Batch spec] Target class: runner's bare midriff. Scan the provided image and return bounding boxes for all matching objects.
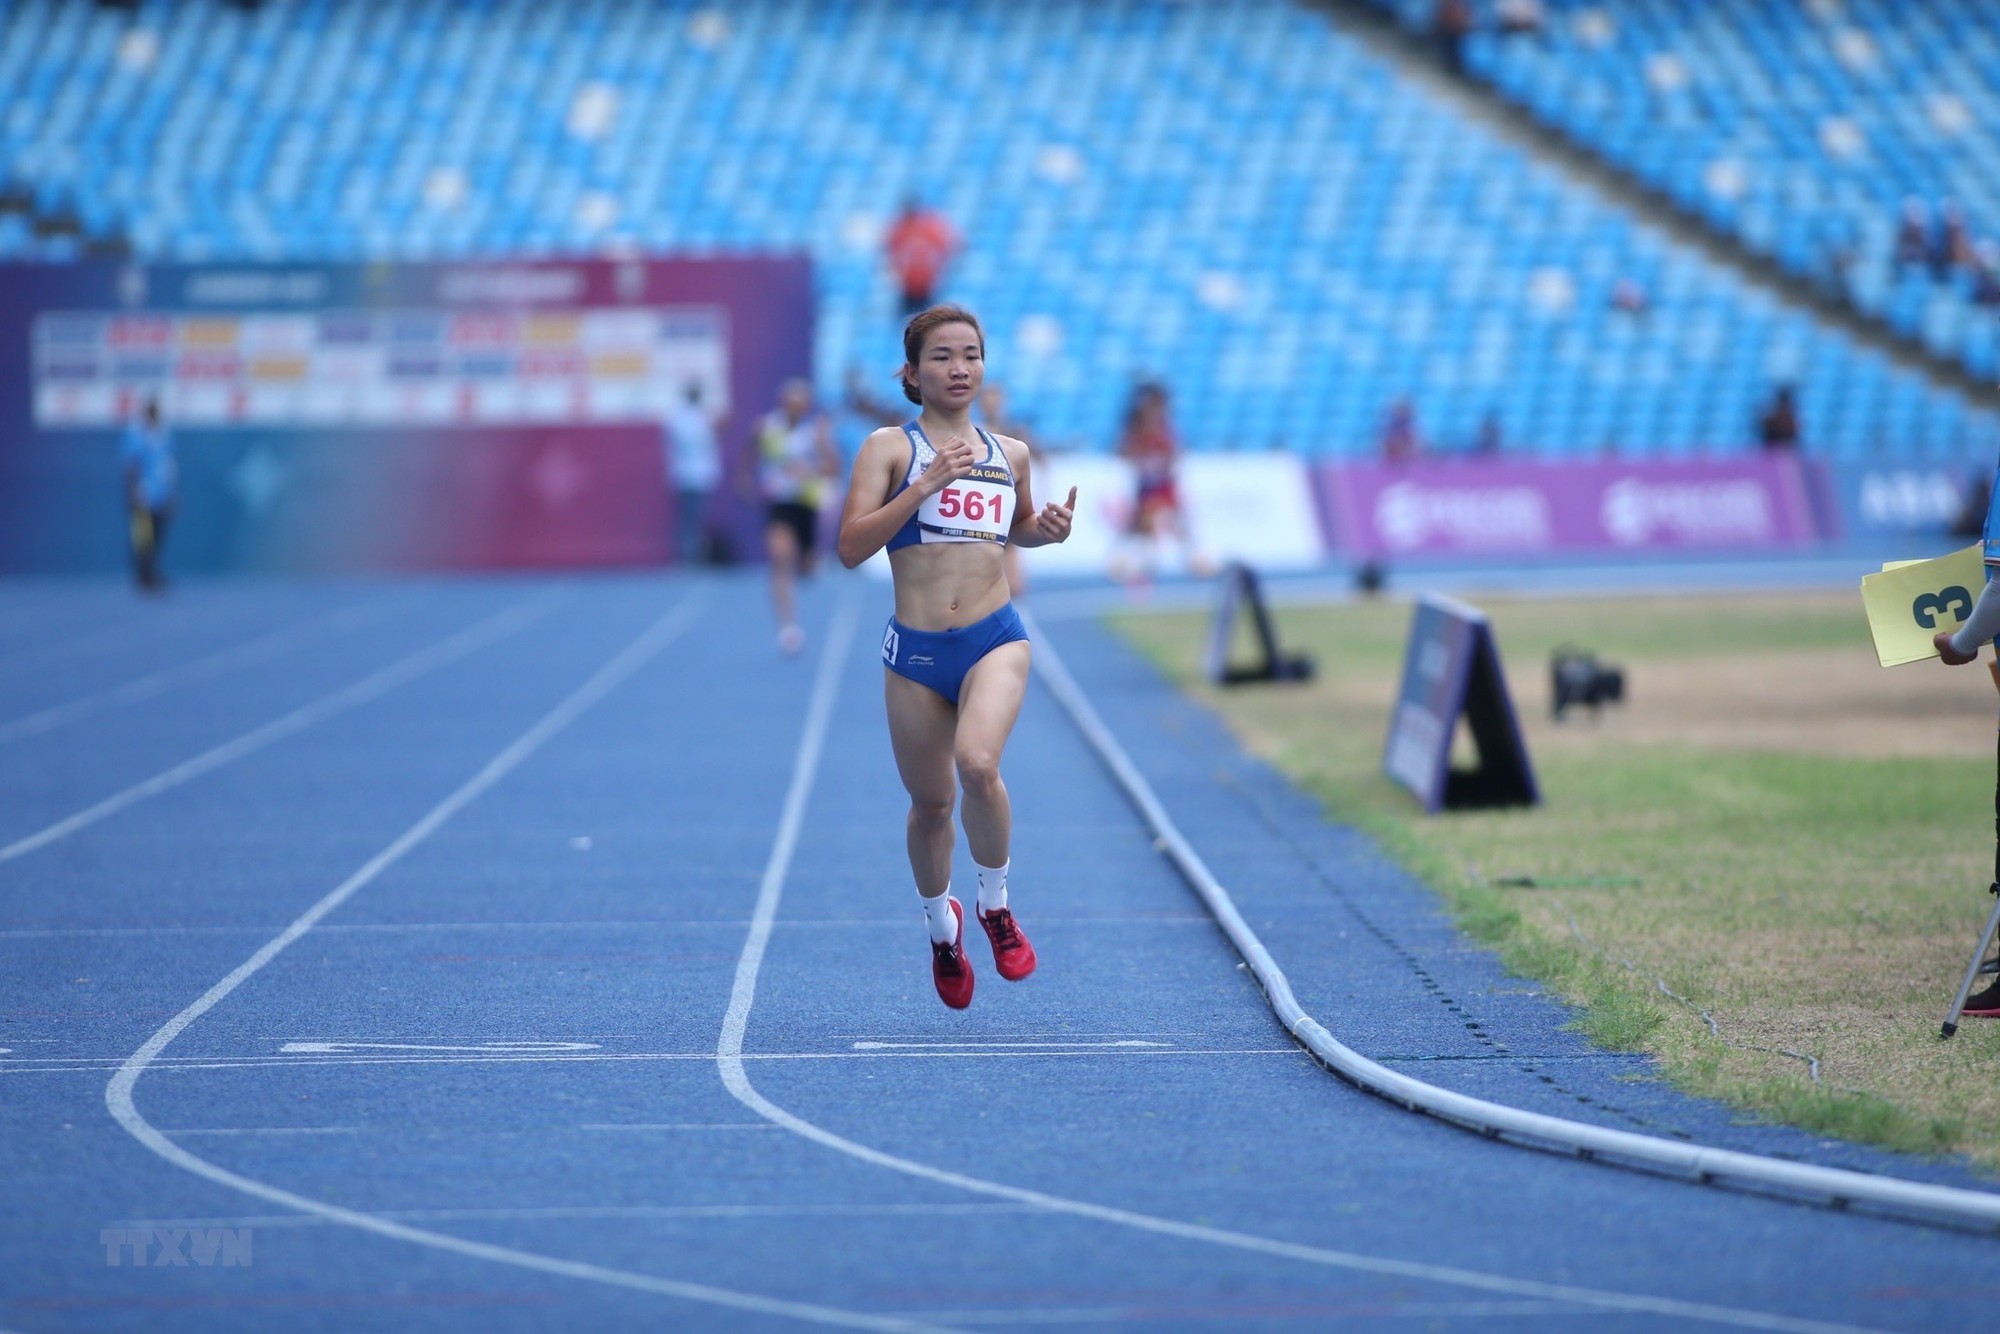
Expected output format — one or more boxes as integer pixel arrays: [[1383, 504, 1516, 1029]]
[[888, 542, 1011, 631]]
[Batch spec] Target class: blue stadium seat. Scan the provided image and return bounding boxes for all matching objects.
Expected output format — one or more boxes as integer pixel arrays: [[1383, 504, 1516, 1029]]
[[0, 0, 1993, 459]]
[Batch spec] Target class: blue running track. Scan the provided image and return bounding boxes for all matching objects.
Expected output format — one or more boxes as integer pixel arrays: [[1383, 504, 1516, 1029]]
[[1, 572, 1995, 1332]]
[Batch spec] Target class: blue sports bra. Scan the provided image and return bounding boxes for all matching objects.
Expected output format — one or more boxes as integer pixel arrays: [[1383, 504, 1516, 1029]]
[[885, 422, 1018, 553]]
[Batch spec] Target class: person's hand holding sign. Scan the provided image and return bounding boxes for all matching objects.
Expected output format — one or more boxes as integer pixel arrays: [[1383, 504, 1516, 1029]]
[[1936, 629, 1979, 666], [1033, 486, 1077, 544]]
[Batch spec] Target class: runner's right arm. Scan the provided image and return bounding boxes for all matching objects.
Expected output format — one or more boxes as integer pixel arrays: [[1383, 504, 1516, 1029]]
[[836, 428, 975, 568]]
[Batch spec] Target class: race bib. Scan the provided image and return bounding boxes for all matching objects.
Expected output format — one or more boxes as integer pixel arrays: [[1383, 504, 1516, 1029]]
[[918, 478, 1014, 542]]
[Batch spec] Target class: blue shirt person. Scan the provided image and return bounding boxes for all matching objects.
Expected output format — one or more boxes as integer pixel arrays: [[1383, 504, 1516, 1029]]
[[661, 381, 726, 565], [119, 398, 177, 591]]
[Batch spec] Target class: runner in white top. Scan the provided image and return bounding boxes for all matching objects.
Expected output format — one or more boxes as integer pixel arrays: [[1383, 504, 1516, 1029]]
[[836, 305, 1077, 1008]]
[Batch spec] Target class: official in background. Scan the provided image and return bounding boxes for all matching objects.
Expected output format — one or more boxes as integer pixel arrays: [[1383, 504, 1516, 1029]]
[[886, 197, 957, 319], [662, 380, 727, 565], [120, 397, 177, 592], [1757, 384, 1800, 452], [1933, 455, 2000, 1015]]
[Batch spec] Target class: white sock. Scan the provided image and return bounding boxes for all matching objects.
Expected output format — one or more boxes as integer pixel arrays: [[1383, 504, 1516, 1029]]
[[921, 889, 957, 944], [975, 860, 1009, 915]]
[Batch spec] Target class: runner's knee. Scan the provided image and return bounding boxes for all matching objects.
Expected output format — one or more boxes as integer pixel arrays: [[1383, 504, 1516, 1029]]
[[955, 749, 1003, 798], [909, 794, 955, 828]]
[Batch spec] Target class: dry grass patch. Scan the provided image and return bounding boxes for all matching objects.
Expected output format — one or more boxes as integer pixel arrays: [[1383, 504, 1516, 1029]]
[[1110, 589, 2000, 1168]]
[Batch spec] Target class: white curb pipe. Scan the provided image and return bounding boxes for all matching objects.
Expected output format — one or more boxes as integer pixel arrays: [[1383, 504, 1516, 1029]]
[[1024, 608, 2000, 1231]]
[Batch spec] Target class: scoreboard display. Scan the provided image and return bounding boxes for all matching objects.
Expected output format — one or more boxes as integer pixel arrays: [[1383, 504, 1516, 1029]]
[[32, 305, 730, 430], [0, 256, 811, 574]]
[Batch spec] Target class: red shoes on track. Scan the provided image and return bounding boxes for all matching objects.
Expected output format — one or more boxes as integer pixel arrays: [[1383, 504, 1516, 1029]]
[[977, 905, 1038, 982], [931, 897, 975, 1009], [929, 897, 1038, 1008]]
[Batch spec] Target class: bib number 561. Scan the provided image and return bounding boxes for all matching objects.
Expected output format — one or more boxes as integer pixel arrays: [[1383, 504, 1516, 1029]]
[[937, 488, 1003, 523]]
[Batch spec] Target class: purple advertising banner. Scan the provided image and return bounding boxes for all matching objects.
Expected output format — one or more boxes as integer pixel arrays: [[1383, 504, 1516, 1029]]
[[1318, 456, 1822, 558]]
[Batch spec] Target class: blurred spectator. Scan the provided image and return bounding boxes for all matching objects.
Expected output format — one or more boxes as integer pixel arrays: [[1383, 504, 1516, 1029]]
[[1757, 384, 1800, 452], [1893, 198, 1929, 275], [1817, 215, 1860, 293], [1112, 379, 1206, 585], [1432, 0, 1472, 73], [662, 380, 728, 565], [1473, 410, 1503, 456], [1952, 469, 1991, 540], [1940, 199, 1977, 274], [1496, 0, 1545, 36], [886, 197, 958, 318], [1972, 242, 2000, 308], [120, 397, 177, 592], [1380, 396, 1423, 462]]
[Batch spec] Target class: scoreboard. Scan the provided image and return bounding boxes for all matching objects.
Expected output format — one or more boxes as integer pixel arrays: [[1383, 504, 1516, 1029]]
[[33, 305, 730, 430], [0, 256, 811, 574]]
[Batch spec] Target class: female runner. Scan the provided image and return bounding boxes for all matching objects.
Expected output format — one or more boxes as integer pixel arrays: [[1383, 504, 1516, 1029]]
[[837, 305, 1077, 1009]]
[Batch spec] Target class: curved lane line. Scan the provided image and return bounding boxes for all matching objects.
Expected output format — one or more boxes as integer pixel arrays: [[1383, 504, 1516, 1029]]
[[715, 594, 1871, 1334], [102, 592, 944, 1333]]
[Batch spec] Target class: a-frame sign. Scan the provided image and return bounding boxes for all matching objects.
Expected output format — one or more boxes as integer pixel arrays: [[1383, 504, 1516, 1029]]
[[1204, 562, 1315, 686], [1383, 594, 1539, 813]]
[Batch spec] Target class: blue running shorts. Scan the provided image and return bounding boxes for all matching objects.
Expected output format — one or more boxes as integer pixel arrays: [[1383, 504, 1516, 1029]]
[[880, 603, 1029, 704]]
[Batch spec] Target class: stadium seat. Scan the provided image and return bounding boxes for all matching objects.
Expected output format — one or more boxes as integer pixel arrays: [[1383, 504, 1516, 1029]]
[[0, 0, 1992, 460]]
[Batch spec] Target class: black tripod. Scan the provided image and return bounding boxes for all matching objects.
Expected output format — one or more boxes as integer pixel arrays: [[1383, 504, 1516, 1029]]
[[1941, 675, 2000, 1038]]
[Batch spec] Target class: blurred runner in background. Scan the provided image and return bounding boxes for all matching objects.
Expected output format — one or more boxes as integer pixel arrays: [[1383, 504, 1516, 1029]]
[[757, 379, 839, 655], [120, 397, 178, 593]]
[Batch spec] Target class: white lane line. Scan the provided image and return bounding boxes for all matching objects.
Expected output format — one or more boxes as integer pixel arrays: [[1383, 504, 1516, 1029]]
[[277, 1041, 600, 1054], [0, 599, 234, 673], [578, 1123, 778, 1132], [0, 914, 1215, 940], [113, 1203, 1048, 1230], [850, 1041, 1172, 1050], [102, 591, 945, 1334], [899, 1302, 1601, 1327], [0, 592, 403, 746], [0, 593, 560, 866], [14, 1048, 1307, 1076], [164, 1127, 362, 1136], [713, 596, 1876, 1334]]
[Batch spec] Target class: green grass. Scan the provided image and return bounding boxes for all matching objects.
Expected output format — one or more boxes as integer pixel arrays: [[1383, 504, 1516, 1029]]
[[1110, 591, 2000, 1169]]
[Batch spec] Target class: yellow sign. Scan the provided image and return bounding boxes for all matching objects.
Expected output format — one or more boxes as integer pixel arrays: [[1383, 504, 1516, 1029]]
[[1860, 544, 1988, 666]]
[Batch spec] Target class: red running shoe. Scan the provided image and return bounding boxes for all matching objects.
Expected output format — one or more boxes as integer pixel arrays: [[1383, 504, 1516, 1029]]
[[978, 905, 1037, 981], [931, 897, 975, 1010]]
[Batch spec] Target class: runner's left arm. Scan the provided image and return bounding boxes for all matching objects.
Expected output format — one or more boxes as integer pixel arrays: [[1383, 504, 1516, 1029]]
[[1005, 443, 1076, 549]]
